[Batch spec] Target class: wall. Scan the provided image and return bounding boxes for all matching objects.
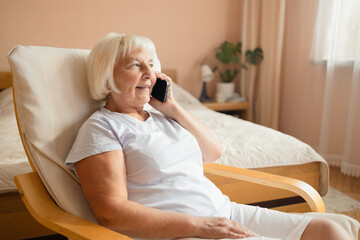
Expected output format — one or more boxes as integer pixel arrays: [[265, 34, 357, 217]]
[[3, 0, 356, 159], [280, 0, 359, 162], [0, 0, 242, 98], [280, 0, 324, 147]]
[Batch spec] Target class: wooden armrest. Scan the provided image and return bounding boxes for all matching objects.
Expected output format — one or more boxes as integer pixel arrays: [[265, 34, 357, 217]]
[[14, 172, 132, 240], [14, 166, 325, 240], [203, 163, 325, 213]]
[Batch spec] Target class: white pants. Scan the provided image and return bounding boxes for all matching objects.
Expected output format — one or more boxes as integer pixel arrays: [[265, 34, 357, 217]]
[[180, 202, 359, 240], [180, 203, 311, 240], [229, 203, 311, 240]]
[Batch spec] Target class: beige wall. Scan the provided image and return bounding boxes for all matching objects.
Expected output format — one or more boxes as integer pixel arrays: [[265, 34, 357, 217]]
[[1, 0, 356, 157], [280, 0, 359, 160], [280, 0, 324, 147], [0, 0, 241, 98]]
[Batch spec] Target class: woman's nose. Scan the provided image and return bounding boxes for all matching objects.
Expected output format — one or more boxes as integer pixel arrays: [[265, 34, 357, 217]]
[[142, 64, 153, 78]]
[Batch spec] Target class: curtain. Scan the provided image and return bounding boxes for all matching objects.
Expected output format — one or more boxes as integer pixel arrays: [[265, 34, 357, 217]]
[[311, 0, 360, 176], [239, 0, 286, 129]]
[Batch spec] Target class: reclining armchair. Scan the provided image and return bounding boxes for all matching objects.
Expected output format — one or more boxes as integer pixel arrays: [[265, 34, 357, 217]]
[[8, 45, 326, 240]]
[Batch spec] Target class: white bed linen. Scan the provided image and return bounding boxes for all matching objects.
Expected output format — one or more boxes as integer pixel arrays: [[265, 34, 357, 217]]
[[0, 85, 328, 195], [0, 87, 29, 193], [171, 84, 328, 195]]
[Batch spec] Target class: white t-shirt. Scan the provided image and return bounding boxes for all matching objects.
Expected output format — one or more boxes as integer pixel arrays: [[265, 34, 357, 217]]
[[66, 107, 230, 217]]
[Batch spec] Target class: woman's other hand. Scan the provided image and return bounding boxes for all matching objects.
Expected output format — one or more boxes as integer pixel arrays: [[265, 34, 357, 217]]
[[195, 217, 259, 239]]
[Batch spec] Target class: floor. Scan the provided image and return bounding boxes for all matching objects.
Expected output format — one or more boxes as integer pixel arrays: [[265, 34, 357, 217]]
[[329, 166, 360, 239]]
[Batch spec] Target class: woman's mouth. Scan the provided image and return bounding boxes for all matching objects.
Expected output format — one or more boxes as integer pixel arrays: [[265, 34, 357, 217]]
[[136, 86, 150, 91]]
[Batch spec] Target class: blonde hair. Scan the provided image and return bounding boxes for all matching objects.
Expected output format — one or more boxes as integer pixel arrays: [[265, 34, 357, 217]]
[[87, 33, 159, 100]]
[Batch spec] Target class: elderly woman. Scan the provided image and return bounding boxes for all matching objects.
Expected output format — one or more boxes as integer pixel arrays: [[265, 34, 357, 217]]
[[66, 33, 352, 240]]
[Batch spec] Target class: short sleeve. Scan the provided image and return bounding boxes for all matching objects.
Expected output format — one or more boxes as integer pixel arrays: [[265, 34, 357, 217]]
[[65, 116, 122, 171]]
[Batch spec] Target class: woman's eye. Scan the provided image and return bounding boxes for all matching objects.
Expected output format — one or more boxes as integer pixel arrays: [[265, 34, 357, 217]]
[[128, 63, 140, 68], [149, 63, 154, 68]]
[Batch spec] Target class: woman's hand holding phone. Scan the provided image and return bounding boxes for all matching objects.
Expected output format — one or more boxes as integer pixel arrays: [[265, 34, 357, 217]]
[[149, 73, 180, 119], [151, 78, 169, 102]]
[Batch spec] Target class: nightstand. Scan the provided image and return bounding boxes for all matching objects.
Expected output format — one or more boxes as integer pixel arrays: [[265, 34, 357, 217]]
[[202, 101, 249, 120]]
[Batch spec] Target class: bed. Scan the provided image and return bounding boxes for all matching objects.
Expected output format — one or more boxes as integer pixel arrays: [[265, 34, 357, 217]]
[[0, 70, 328, 239]]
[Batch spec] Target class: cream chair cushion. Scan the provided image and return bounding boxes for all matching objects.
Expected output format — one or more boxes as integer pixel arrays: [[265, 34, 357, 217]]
[[8, 45, 101, 222]]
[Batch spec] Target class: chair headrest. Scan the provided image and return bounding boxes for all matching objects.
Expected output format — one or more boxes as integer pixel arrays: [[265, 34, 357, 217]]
[[8, 45, 99, 222]]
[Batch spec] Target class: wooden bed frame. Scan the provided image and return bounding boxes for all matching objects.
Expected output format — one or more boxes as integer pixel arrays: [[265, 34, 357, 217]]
[[0, 71, 322, 239]]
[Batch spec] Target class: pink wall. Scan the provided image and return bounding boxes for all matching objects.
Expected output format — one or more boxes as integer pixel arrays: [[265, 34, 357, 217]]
[[0, 0, 241, 98], [280, 0, 324, 147], [2, 0, 355, 156], [280, 0, 359, 160]]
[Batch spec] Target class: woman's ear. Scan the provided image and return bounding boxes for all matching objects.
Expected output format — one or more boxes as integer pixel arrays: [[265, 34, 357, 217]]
[[106, 81, 111, 91]]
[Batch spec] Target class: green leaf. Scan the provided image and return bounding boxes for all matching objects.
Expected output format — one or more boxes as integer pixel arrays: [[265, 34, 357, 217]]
[[214, 41, 263, 82], [245, 48, 264, 65], [235, 42, 242, 54], [218, 68, 239, 83], [216, 41, 240, 64]]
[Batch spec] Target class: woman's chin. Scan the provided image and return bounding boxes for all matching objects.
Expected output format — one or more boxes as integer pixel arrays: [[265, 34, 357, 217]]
[[138, 96, 151, 107]]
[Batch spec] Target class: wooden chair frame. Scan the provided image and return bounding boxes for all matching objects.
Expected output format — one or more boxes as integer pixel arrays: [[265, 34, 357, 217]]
[[15, 163, 325, 240]]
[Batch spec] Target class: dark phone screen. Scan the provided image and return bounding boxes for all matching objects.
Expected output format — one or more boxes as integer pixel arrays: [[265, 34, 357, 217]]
[[151, 78, 169, 102]]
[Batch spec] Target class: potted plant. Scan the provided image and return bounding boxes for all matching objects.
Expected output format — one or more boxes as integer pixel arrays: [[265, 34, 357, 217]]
[[214, 41, 264, 100]]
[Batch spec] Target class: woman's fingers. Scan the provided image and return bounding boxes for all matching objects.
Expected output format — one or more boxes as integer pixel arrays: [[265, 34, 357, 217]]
[[149, 72, 179, 115], [195, 217, 259, 239], [154, 72, 172, 91]]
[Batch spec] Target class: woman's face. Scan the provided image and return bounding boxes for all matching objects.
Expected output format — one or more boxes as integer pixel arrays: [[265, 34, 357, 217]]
[[110, 49, 157, 109]]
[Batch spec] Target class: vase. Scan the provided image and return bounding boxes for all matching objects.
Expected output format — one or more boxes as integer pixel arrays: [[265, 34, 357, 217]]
[[217, 82, 235, 101]]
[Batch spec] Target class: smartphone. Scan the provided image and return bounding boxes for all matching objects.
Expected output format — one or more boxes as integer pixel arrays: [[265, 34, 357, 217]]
[[151, 78, 169, 102]]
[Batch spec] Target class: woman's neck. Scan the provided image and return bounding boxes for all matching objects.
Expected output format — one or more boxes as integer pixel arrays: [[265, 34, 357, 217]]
[[104, 99, 149, 122]]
